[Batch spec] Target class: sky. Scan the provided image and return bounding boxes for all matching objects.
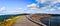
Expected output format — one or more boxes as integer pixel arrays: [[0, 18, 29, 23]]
[[0, 0, 60, 15]]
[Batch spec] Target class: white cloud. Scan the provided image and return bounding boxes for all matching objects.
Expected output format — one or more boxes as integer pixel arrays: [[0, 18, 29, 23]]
[[0, 7, 6, 12], [50, 0, 60, 6], [36, 0, 58, 6], [27, 2, 56, 14], [15, 8, 22, 11], [6, 8, 24, 14], [56, 0, 60, 2], [1, 10, 23, 15], [46, 8, 56, 12], [49, 8, 56, 12], [36, 0, 56, 3], [27, 3, 39, 10], [36, 0, 47, 3], [0, 7, 24, 15], [27, 3, 37, 8], [58, 7, 60, 10], [18, 8, 22, 9], [26, 0, 60, 14], [36, 0, 57, 2]]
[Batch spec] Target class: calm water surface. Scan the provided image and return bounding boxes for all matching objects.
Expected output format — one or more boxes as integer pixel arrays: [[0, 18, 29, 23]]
[[40, 16, 60, 26]]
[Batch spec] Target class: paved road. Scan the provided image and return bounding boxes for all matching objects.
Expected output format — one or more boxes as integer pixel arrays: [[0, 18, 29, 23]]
[[12, 16, 39, 26]]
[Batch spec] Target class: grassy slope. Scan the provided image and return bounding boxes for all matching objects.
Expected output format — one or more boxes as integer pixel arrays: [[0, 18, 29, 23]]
[[0, 14, 28, 26], [0, 16, 21, 26]]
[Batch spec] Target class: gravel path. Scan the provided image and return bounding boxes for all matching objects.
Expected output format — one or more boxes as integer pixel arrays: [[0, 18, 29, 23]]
[[12, 16, 39, 26]]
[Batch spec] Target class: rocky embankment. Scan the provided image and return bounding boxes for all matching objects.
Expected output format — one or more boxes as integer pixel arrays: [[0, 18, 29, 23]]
[[29, 14, 50, 22]]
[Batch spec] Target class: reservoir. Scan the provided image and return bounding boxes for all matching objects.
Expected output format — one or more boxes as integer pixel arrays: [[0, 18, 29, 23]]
[[40, 16, 60, 26]]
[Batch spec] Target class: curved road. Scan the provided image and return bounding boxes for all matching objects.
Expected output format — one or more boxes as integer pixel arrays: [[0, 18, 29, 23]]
[[12, 16, 39, 26]]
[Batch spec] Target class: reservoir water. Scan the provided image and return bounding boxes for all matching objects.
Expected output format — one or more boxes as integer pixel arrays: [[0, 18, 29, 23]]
[[40, 16, 60, 26]]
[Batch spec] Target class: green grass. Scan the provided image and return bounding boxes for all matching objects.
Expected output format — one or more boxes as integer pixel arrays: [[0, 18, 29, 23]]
[[0, 14, 28, 26]]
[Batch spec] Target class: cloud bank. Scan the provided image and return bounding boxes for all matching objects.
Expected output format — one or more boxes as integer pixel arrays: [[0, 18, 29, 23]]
[[0, 7, 24, 15], [0, 0, 60, 15], [26, 0, 60, 14]]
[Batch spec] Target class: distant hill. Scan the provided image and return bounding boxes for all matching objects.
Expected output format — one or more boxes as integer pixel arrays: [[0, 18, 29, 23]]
[[0, 13, 29, 21]]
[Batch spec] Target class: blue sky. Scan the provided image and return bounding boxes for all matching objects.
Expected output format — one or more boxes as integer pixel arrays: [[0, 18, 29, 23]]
[[0, 0, 60, 15], [0, 0, 35, 15]]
